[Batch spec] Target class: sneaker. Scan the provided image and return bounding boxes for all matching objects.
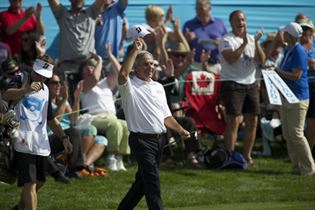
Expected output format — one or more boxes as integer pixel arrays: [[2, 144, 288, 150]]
[[116, 155, 127, 171], [106, 157, 118, 171]]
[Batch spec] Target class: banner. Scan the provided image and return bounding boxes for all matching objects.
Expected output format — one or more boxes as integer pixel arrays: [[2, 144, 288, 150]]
[[262, 70, 299, 105], [262, 70, 282, 105]]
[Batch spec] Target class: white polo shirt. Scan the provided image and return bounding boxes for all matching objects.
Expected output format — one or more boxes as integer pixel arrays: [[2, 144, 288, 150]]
[[219, 32, 257, 85], [118, 76, 172, 134]]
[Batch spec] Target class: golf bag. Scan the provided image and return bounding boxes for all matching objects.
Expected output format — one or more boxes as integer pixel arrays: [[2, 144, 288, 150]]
[[196, 143, 248, 170]]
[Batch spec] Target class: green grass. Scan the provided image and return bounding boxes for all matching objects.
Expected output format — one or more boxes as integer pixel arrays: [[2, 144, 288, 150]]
[[1, 143, 315, 210]]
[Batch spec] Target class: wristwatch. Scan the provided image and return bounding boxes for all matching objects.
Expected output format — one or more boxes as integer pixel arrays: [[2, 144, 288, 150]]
[[60, 135, 69, 141]]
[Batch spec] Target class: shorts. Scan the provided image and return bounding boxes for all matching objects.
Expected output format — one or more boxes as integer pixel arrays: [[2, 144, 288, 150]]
[[76, 124, 97, 137], [95, 135, 108, 146], [220, 81, 260, 115], [14, 151, 47, 187]]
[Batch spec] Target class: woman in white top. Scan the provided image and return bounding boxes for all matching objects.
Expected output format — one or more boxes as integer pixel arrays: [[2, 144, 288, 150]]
[[79, 45, 130, 171]]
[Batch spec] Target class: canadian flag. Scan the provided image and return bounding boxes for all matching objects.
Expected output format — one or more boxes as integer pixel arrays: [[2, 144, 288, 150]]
[[192, 71, 215, 95], [185, 71, 226, 135]]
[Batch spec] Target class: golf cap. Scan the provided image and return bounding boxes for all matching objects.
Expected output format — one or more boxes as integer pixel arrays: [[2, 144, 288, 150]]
[[127, 24, 150, 41], [33, 58, 54, 78], [281, 22, 303, 38]]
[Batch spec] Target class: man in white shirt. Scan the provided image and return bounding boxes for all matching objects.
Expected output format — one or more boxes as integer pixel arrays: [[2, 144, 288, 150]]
[[117, 38, 190, 210], [219, 10, 265, 165]]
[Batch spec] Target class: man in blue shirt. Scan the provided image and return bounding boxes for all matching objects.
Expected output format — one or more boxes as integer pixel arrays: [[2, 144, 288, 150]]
[[95, 0, 128, 61], [183, 0, 227, 63]]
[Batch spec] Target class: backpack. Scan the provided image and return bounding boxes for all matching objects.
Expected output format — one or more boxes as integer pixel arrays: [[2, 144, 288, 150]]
[[197, 143, 248, 170]]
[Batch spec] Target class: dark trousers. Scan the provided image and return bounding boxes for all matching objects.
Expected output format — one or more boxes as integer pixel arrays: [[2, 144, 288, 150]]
[[48, 127, 83, 172], [118, 132, 166, 210]]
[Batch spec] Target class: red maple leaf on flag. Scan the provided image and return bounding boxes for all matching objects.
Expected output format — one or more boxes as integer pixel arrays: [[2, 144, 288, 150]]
[[196, 73, 211, 88]]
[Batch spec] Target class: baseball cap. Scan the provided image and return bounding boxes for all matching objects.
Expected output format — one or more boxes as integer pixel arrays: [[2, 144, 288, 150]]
[[33, 58, 54, 78], [281, 22, 303, 38], [127, 24, 150, 41], [153, 60, 162, 71]]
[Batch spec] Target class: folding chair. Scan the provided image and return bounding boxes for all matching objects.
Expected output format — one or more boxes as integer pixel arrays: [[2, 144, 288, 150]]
[[184, 70, 226, 139]]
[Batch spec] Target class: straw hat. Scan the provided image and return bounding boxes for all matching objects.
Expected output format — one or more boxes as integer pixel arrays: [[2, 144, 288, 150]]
[[299, 19, 314, 32], [167, 42, 190, 55], [261, 32, 277, 47]]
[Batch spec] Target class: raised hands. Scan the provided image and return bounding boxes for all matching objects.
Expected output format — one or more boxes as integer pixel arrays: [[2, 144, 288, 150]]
[[165, 5, 174, 23], [25, 7, 35, 19], [164, 59, 175, 77], [133, 38, 145, 51], [254, 27, 264, 42], [35, 36, 46, 57], [105, 42, 112, 56], [185, 28, 196, 42], [242, 27, 248, 46], [35, 3, 42, 19], [74, 81, 83, 100], [60, 82, 69, 101]]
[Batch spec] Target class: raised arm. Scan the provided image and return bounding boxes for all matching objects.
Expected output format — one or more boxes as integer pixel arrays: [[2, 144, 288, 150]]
[[48, 0, 62, 16], [82, 52, 102, 92], [254, 29, 265, 65], [5, 7, 35, 35], [118, 38, 144, 85], [35, 3, 45, 35], [70, 81, 83, 125], [105, 43, 121, 90]]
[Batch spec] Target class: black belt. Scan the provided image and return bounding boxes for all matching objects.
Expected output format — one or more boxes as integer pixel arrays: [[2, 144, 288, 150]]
[[130, 132, 164, 139]]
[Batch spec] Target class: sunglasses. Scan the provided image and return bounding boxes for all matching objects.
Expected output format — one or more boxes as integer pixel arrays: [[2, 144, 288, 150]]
[[49, 80, 62, 85], [172, 53, 187, 58]]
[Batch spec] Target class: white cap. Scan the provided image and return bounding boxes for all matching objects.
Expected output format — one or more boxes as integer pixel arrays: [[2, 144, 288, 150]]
[[153, 60, 162, 71], [127, 24, 150, 41], [281, 22, 303, 38], [33, 59, 53, 78]]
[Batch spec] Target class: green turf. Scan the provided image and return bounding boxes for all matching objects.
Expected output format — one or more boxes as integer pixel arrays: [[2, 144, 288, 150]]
[[1, 142, 315, 210], [1, 157, 315, 210]]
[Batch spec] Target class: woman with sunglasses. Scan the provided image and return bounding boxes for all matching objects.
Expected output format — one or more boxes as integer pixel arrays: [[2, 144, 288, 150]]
[[47, 73, 108, 176]]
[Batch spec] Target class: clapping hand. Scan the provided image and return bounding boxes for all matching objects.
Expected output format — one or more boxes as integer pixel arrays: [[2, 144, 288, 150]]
[[165, 5, 174, 23], [35, 3, 42, 19], [60, 82, 69, 101], [185, 28, 196, 42], [73, 81, 83, 100], [25, 7, 35, 19], [243, 28, 248, 46], [254, 27, 264, 42]]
